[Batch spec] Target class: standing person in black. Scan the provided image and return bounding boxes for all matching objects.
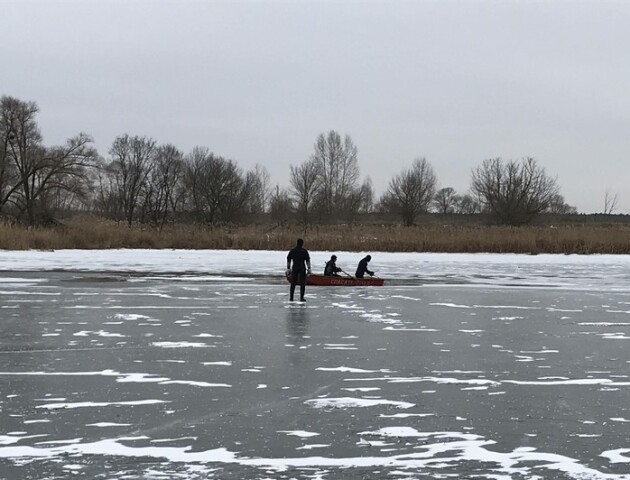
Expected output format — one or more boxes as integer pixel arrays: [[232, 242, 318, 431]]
[[355, 254, 374, 278], [286, 238, 311, 302]]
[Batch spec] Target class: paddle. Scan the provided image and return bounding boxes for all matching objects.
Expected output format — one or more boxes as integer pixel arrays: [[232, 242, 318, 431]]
[[340, 269, 354, 278]]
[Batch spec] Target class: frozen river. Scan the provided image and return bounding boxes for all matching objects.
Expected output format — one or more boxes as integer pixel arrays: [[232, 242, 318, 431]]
[[2, 249, 630, 479]]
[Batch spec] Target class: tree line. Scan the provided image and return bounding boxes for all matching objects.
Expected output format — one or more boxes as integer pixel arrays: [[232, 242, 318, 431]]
[[0, 95, 576, 227]]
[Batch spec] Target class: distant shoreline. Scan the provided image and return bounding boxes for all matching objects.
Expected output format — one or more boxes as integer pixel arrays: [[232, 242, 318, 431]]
[[2, 215, 630, 254]]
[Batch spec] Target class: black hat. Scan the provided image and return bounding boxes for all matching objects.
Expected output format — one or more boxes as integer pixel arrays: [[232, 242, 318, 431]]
[[331, 255, 337, 260]]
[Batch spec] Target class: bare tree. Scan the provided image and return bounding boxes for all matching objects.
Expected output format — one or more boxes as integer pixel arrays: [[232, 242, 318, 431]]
[[143, 144, 184, 227], [357, 177, 374, 214], [181, 146, 208, 221], [1, 96, 99, 223], [471, 157, 559, 225], [454, 193, 481, 214], [245, 164, 271, 214], [546, 194, 577, 214], [269, 185, 293, 224], [183, 148, 250, 223], [433, 187, 457, 214], [95, 166, 122, 219], [289, 159, 319, 225], [0, 96, 33, 214], [604, 189, 619, 215], [339, 177, 375, 219], [310, 130, 361, 219], [380, 158, 437, 226], [21, 134, 99, 222], [107, 135, 157, 226]]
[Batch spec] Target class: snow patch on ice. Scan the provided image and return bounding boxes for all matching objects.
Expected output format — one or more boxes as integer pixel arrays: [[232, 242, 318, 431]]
[[305, 397, 414, 409]]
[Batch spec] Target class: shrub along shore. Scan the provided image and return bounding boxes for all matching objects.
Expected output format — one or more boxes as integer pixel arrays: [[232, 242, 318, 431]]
[[3, 215, 630, 254]]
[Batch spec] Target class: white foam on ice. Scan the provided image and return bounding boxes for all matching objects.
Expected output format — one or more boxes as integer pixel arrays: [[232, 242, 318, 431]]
[[0, 370, 230, 388], [36, 399, 168, 410], [74, 330, 126, 337], [0, 432, 626, 479], [278, 430, 319, 438], [305, 397, 414, 409], [344, 376, 499, 386], [296, 444, 331, 450], [316, 367, 392, 373], [86, 422, 132, 427], [151, 341, 210, 348]]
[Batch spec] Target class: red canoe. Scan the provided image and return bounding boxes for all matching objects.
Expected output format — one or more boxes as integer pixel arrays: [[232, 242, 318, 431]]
[[285, 273, 384, 286]]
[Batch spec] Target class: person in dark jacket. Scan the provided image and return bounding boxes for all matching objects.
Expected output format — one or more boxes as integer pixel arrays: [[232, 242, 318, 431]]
[[324, 255, 342, 276], [286, 238, 311, 301], [355, 254, 374, 278]]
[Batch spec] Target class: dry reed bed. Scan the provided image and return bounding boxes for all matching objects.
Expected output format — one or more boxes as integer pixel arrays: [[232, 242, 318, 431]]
[[2, 217, 630, 254]]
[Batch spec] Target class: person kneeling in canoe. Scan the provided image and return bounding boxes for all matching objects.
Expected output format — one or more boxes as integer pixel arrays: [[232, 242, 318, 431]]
[[355, 255, 374, 278], [324, 255, 342, 276]]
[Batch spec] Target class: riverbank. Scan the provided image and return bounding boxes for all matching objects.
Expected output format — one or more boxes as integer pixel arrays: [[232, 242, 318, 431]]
[[3, 215, 630, 254]]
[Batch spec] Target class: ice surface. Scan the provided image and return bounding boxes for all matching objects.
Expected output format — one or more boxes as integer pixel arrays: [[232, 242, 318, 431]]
[[2, 250, 630, 478]]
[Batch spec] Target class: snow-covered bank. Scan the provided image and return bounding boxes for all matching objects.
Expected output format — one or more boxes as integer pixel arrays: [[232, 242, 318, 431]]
[[2, 249, 630, 291]]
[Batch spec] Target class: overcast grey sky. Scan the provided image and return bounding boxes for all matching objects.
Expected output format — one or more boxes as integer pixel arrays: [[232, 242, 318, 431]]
[[2, 0, 629, 213]]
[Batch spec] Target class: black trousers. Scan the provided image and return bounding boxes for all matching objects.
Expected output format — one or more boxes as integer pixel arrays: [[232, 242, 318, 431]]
[[290, 269, 307, 300]]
